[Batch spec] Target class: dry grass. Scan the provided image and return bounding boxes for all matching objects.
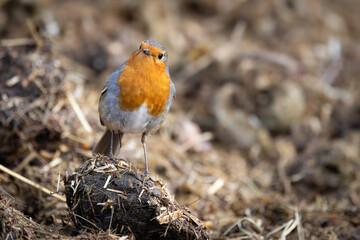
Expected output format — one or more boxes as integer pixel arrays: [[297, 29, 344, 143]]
[[1, 0, 360, 239]]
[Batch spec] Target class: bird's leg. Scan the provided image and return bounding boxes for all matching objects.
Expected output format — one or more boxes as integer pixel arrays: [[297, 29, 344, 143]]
[[109, 130, 114, 159], [115, 131, 127, 163], [141, 133, 149, 177]]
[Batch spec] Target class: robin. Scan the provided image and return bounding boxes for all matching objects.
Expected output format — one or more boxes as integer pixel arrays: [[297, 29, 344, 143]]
[[93, 40, 175, 176]]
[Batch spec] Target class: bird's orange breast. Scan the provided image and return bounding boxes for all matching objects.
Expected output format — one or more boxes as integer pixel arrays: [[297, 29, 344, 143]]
[[117, 51, 170, 117]]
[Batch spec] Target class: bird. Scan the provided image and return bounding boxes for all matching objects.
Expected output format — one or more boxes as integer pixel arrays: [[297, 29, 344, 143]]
[[93, 40, 175, 176]]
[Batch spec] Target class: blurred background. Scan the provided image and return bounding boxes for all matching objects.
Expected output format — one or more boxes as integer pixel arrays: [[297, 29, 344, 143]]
[[1, 0, 360, 239]]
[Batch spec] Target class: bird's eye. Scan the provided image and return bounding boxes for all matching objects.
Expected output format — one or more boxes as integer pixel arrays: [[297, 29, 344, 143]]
[[158, 54, 164, 60]]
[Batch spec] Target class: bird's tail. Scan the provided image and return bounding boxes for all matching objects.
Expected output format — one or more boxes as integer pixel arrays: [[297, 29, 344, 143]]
[[93, 129, 119, 156]]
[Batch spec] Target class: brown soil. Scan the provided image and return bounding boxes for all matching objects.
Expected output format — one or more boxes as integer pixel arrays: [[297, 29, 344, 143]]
[[1, 0, 360, 239]]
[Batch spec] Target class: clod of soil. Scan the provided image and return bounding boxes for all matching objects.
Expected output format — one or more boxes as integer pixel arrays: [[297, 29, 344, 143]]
[[64, 155, 209, 240]]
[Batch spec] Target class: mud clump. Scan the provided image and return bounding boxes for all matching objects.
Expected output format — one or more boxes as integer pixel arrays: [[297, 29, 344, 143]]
[[64, 155, 209, 240]]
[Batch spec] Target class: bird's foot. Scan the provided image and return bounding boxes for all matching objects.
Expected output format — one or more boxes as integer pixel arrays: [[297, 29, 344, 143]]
[[144, 169, 149, 178], [107, 152, 127, 164], [110, 156, 127, 164]]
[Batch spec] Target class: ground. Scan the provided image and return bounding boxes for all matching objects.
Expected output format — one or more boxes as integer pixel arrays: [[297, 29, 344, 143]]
[[1, 0, 360, 239]]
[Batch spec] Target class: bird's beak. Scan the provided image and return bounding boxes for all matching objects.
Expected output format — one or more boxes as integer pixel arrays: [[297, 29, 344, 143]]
[[142, 49, 151, 56]]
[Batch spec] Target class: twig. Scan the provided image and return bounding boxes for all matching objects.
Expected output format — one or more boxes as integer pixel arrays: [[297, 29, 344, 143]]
[[41, 157, 62, 173], [14, 151, 37, 172], [238, 50, 301, 74], [74, 213, 101, 230], [281, 218, 298, 240], [26, 18, 43, 48], [72, 180, 81, 196], [66, 91, 93, 133], [109, 206, 114, 231], [57, 172, 61, 192], [207, 178, 224, 195], [0, 38, 35, 47], [0, 164, 66, 202], [103, 175, 111, 188], [295, 208, 305, 240], [62, 131, 89, 145], [223, 217, 263, 239], [266, 221, 288, 238], [6, 98, 44, 124]]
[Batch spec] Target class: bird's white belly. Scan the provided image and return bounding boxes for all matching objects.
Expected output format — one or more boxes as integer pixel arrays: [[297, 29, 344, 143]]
[[101, 102, 154, 133]]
